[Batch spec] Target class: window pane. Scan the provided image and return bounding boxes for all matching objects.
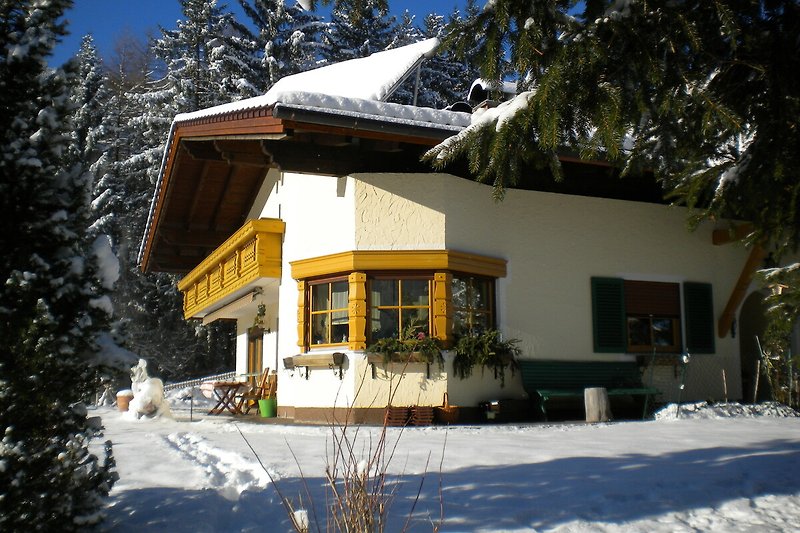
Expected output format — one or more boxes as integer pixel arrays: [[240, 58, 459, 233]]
[[371, 279, 397, 307], [452, 277, 468, 309], [332, 321, 349, 344], [453, 276, 494, 335], [472, 279, 491, 310], [331, 281, 348, 310], [401, 279, 429, 306], [402, 308, 429, 334], [371, 308, 398, 339], [471, 311, 490, 333], [453, 309, 469, 337], [331, 308, 348, 325], [311, 314, 327, 345], [627, 316, 651, 346], [311, 284, 329, 311], [652, 318, 675, 346]]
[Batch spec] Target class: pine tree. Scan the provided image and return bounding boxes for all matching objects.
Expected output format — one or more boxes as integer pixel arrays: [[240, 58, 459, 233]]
[[71, 35, 109, 165], [153, 0, 257, 108], [431, 1, 800, 238], [321, 0, 397, 63], [389, 6, 482, 109], [427, 1, 800, 348], [237, 0, 326, 91], [0, 1, 117, 529], [100, 0, 239, 381]]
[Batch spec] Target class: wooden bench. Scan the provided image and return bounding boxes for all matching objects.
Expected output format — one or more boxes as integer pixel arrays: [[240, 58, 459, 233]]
[[518, 360, 660, 420]]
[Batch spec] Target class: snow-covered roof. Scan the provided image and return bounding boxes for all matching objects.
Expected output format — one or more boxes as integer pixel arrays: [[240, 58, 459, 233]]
[[273, 92, 471, 131], [270, 37, 440, 101], [174, 37, 448, 126], [139, 39, 468, 269]]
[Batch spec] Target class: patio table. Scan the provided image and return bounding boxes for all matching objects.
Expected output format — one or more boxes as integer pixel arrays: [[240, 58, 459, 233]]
[[208, 381, 245, 415]]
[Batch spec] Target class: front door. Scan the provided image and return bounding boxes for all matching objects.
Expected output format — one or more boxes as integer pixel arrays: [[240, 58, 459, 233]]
[[247, 327, 264, 386]]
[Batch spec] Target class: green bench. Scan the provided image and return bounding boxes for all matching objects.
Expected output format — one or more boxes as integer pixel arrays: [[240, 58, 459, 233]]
[[518, 360, 660, 420]]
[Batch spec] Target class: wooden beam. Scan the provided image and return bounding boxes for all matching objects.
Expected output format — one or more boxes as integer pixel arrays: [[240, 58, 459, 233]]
[[712, 223, 754, 245], [159, 228, 232, 248], [260, 140, 431, 176], [185, 161, 212, 226], [213, 140, 273, 167], [183, 141, 224, 163], [184, 139, 273, 167], [149, 255, 207, 273], [210, 165, 237, 231], [718, 243, 768, 338]]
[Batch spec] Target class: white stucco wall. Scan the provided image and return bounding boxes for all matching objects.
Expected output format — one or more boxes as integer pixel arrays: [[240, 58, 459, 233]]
[[354, 173, 750, 403], [236, 170, 754, 412], [354, 177, 446, 249], [259, 172, 356, 350], [279, 352, 526, 411]]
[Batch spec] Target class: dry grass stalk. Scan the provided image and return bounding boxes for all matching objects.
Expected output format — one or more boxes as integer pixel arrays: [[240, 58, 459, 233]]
[[240, 361, 446, 532]]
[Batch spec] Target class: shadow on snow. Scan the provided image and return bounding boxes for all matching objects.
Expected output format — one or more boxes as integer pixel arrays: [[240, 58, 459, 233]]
[[104, 438, 800, 532]]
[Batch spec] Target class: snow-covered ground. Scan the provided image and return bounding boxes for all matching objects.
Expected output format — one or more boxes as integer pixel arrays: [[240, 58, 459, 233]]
[[97, 392, 800, 532]]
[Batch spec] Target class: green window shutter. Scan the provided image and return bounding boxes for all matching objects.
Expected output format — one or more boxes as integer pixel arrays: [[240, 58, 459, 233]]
[[591, 277, 626, 353], [683, 282, 715, 354]]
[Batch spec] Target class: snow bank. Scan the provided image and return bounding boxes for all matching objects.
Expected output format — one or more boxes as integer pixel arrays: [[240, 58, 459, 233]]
[[655, 401, 799, 420], [100, 402, 800, 532]]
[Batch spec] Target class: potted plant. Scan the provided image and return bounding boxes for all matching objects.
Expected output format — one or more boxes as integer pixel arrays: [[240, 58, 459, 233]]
[[452, 329, 521, 386], [367, 322, 444, 369]]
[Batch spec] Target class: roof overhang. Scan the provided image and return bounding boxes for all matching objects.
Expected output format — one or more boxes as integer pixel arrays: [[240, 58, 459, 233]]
[[138, 101, 463, 274]]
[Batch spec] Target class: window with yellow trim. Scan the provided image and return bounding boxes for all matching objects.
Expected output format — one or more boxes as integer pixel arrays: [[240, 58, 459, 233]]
[[452, 275, 494, 336], [309, 279, 349, 345], [369, 276, 432, 340]]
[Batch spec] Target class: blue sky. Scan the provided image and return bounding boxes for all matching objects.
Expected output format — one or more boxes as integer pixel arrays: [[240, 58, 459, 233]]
[[52, 0, 468, 66]]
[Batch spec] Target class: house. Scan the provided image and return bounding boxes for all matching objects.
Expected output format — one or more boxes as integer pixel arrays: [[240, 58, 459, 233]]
[[138, 39, 766, 423]]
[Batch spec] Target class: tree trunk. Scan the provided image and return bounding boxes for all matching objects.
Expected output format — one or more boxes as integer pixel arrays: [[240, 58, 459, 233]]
[[584, 387, 612, 423]]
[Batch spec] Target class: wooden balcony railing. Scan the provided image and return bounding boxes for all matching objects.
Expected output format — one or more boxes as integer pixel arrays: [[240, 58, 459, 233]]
[[177, 218, 285, 319]]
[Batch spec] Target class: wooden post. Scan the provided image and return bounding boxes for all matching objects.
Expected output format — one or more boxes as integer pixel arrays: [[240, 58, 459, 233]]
[[584, 387, 612, 423], [753, 359, 761, 403], [722, 369, 728, 402]]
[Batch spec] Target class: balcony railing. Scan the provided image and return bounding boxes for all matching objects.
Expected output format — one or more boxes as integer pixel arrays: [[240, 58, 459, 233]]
[[177, 218, 285, 319]]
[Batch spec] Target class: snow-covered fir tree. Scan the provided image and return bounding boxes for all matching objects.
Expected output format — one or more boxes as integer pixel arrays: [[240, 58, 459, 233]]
[[237, 0, 326, 91], [70, 35, 109, 166], [320, 0, 398, 63], [0, 1, 117, 529], [389, 5, 481, 109], [153, 0, 258, 109], [101, 0, 240, 380], [428, 1, 800, 360]]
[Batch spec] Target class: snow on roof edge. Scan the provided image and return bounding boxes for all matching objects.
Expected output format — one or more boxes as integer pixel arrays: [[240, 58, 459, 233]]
[[137, 121, 177, 267], [173, 37, 443, 124]]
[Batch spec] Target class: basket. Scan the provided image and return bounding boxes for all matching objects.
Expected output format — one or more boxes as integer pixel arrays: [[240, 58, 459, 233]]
[[435, 393, 459, 424]]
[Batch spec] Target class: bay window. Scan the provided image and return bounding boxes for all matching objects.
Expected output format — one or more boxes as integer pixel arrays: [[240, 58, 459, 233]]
[[291, 250, 507, 352], [369, 277, 432, 340], [452, 275, 494, 336], [309, 279, 349, 345]]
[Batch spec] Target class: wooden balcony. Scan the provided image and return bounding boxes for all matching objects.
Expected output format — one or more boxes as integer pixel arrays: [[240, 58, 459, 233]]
[[177, 218, 285, 319]]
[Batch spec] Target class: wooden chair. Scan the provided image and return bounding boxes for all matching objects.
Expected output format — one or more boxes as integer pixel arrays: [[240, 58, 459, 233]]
[[263, 371, 277, 399], [236, 368, 270, 414]]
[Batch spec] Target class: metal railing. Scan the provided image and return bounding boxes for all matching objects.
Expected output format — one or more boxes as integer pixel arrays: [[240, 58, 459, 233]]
[[163, 371, 237, 392]]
